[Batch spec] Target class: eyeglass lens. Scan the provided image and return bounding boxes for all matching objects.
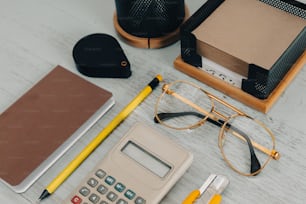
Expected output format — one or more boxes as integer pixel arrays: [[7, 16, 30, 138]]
[[219, 115, 274, 176], [155, 81, 213, 129]]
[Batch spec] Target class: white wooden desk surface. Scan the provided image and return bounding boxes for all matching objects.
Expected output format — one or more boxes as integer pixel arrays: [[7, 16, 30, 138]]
[[0, 0, 306, 203]]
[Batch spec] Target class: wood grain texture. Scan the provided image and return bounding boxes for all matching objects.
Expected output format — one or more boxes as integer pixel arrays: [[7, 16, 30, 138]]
[[0, 0, 305, 203]]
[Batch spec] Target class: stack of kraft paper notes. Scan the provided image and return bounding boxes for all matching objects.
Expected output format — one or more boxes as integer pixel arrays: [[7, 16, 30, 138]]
[[175, 0, 306, 113]]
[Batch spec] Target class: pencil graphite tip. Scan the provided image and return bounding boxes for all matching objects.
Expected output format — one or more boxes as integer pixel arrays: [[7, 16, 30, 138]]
[[38, 189, 51, 201]]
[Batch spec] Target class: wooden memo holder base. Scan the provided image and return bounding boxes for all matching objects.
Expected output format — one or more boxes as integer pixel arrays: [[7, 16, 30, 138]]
[[113, 6, 189, 49], [174, 51, 306, 113]]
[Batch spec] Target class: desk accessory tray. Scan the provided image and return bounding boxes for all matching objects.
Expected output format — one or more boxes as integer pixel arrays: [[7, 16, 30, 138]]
[[0, 66, 115, 193], [175, 0, 306, 112]]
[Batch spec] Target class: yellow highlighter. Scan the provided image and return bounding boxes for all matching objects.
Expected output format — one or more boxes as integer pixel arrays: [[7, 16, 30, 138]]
[[182, 174, 229, 204]]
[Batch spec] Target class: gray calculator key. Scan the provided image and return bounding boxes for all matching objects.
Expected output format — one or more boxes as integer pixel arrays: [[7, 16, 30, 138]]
[[95, 169, 106, 179], [97, 184, 108, 195], [114, 183, 126, 192], [87, 178, 98, 187], [135, 197, 146, 204], [116, 198, 128, 204], [124, 189, 135, 200], [106, 191, 118, 202], [105, 176, 116, 186], [89, 193, 100, 203], [100, 201, 108, 204], [79, 186, 90, 196]]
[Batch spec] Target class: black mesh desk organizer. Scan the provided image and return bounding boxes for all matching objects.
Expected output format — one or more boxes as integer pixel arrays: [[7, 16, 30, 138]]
[[180, 0, 306, 99]]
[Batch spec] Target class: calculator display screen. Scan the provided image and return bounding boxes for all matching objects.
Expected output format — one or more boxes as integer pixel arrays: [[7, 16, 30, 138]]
[[121, 141, 171, 178]]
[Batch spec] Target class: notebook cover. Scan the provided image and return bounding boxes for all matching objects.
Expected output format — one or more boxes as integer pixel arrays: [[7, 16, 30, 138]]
[[0, 66, 113, 190]]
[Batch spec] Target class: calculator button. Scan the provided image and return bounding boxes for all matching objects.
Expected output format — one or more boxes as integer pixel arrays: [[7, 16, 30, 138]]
[[106, 191, 118, 202], [116, 199, 128, 204], [135, 197, 146, 204], [105, 176, 116, 186], [124, 190, 135, 200], [89, 193, 100, 204], [71, 195, 82, 204], [100, 201, 108, 204], [97, 184, 108, 195], [95, 169, 106, 179], [114, 183, 126, 192], [87, 178, 99, 187], [79, 186, 90, 197]]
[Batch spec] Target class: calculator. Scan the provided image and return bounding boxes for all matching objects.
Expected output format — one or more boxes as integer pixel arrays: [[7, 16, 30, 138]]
[[65, 123, 193, 204]]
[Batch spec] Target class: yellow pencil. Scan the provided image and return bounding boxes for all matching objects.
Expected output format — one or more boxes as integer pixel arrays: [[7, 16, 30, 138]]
[[39, 75, 162, 200]]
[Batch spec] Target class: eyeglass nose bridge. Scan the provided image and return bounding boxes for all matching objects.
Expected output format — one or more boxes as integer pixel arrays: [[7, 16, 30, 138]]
[[210, 107, 230, 122], [205, 91, 247, 119]]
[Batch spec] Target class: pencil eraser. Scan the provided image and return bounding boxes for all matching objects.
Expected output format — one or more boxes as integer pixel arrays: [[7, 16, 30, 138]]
[[73, 33, 131, 78]]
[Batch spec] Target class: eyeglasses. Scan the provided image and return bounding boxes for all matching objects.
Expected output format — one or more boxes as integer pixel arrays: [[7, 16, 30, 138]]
[[154, 80, 280, 176]]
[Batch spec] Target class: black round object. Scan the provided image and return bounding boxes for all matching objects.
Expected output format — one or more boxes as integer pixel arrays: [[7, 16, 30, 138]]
[[72, 33, 131, 78], [115, 0, 185, 38]]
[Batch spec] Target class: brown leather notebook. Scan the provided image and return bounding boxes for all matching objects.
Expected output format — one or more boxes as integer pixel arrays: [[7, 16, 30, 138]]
[[0, 66, 114, 192]]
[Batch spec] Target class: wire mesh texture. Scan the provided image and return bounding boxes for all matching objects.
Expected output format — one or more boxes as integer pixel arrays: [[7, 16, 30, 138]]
[[115, 0, 185, 38]]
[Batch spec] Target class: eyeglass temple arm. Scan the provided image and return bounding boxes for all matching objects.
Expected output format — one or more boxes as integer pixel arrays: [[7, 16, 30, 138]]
[[161, 91, 280, 160], [154, 111, 261, 174], [154, 112, 224, 127], [228, 126, 261, 174]]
